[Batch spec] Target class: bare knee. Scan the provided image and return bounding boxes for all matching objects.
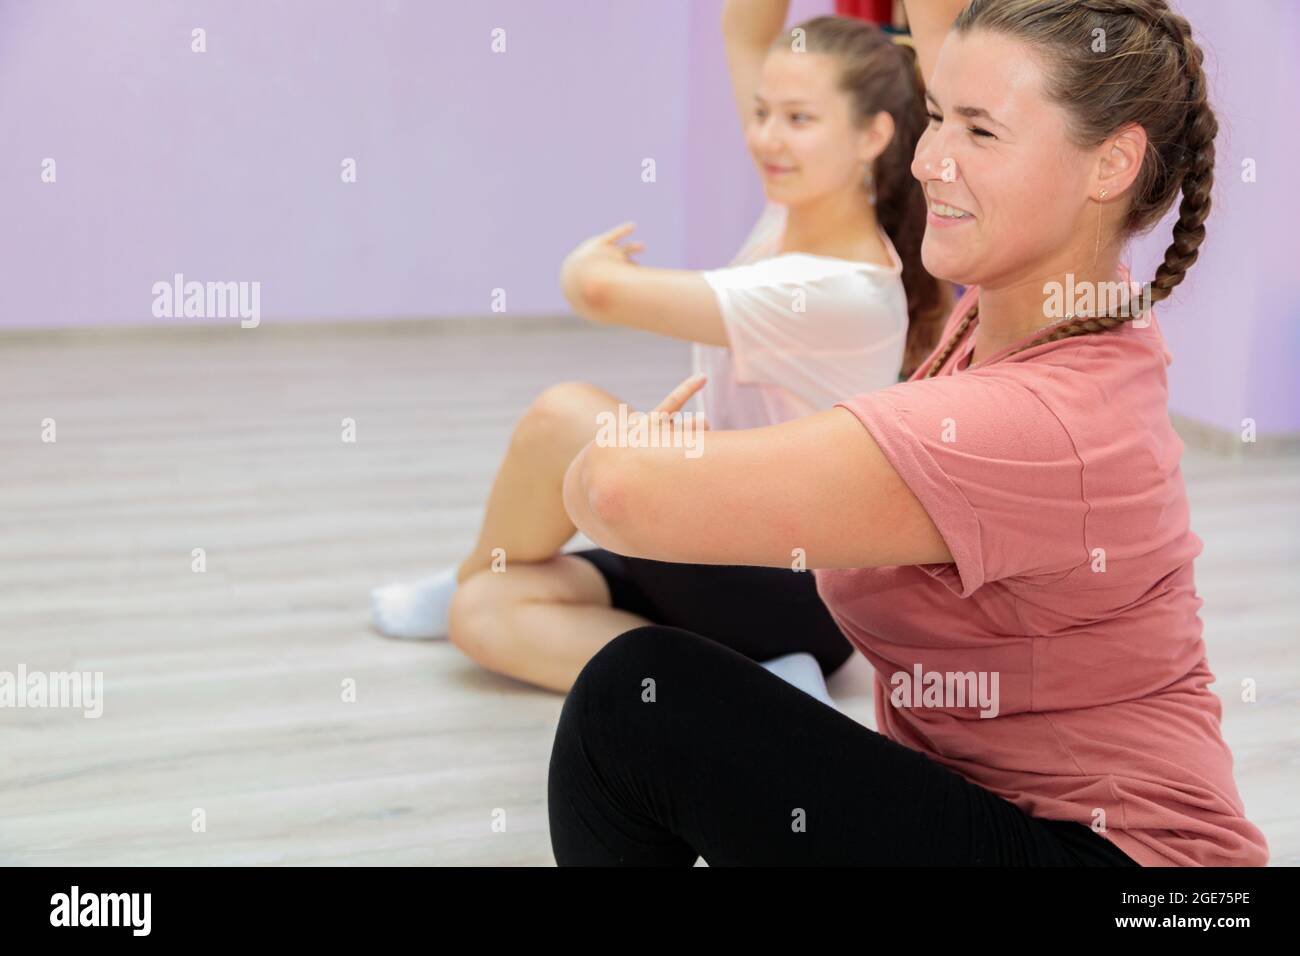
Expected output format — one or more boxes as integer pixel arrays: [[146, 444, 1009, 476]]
[[513, 381, 615, 460], [448, 571, 511, 669], [450, 558, 605, 676]]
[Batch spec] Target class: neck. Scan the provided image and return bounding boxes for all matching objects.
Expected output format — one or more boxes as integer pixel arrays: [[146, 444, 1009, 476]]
[[968, 247, 1126, 366], [780, 187, 879, 258]]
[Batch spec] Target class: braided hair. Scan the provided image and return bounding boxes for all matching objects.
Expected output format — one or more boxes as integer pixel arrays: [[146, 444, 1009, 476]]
[[921, 0, 1217, 379]]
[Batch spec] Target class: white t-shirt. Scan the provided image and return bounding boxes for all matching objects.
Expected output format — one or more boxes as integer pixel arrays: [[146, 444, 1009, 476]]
[[692, 201, 908, 430]]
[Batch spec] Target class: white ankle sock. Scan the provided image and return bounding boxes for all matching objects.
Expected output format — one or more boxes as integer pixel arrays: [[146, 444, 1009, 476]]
[[760, 652, 835, 708], [370, 566, 458, 639]]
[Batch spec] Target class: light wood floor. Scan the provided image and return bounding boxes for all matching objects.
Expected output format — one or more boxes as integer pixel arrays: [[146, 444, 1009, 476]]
[[1, 319, 1295, 866]]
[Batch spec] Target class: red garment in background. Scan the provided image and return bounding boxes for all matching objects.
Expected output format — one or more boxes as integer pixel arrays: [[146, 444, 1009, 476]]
[[835, 0, 892, 24]]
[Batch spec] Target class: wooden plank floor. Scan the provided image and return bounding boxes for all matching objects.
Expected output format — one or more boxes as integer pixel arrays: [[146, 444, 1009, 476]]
[[1, 319, 1295, 866]]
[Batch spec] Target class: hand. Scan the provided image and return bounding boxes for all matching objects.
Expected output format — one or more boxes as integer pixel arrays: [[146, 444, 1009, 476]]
[[624, 373, 711, 442], [566, 374, 712, 541], [560, 222, 646, 306], [570, 221, 647, 266]]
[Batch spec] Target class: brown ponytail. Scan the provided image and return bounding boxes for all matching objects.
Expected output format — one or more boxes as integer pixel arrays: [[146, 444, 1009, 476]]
[[783, 16, 951, 378]]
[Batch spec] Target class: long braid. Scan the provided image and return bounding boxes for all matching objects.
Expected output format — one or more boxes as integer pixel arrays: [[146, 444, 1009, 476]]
[[920, 303, 978, 378]]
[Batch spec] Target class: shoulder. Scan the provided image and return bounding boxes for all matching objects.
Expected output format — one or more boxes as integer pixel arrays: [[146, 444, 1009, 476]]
[[999, 314, 1172, 413], [708, 251, 900, 288], [903, 321, 1176, 478], [703, 256, 907, 337], [843, 372, 1072, 461]]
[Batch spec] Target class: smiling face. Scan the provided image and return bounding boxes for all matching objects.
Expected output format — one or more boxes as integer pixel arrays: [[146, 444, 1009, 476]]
[[747, 50, 883, 206], [910, 30, 1096, 288]]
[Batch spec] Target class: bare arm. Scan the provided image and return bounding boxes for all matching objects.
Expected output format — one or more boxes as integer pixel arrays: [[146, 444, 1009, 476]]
[[562, 406, 952, 570], [901, 0, 970, 87], [559, 222, 728, 346], [721, 0, 791, 135], [573, 263, 729, 346]]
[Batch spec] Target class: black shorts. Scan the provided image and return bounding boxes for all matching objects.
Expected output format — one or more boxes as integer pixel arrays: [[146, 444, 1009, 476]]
[[568, 547, 855, 676]]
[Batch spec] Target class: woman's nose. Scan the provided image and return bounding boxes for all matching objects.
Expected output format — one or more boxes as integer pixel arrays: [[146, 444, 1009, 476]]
[[750, 116, 782, 153], [912, 133, 957, 185]]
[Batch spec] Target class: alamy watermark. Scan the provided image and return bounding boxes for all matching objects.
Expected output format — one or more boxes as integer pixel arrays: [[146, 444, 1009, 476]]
[[50, 886, 150, 936], [595, 404, 705, 459], [1, 665, 103, 718], [152, 273, 260, 328], [1043, 274, 1152, 326], [889, 664, 1000, 718]]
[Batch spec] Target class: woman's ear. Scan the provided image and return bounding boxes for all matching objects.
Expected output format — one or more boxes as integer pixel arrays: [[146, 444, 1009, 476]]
[[1096, 122, 1147, 201], [861, 110, 896, 165]]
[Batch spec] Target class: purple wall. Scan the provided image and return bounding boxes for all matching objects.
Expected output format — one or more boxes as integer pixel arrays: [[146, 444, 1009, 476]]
[[0, 0, 695, 326], [683, 0, 833, 269], [1125, 0, 1300, 435], [2, 0, 1294, 435]]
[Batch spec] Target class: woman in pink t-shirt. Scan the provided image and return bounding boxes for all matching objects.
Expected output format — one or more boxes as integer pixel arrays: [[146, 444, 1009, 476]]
[[371, 6, 950, 685], [548, 0, 1270, 867]]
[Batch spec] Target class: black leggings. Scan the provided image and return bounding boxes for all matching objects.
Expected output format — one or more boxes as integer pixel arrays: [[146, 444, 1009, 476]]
[[551, 554, 1139, 866], [569, 548, 856, 675]]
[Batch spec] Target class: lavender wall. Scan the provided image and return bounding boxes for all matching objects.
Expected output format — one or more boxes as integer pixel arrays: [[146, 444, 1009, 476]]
[[2, 0, 1294, 435], [683, 0, 833, 268], [1126, 0, 1300, 435], [0, 0, 696, 327]]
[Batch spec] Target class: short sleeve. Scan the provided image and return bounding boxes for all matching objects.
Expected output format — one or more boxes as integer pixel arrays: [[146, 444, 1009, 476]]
[[836, 371, 1088, 597], [700, 256, 904, 402]]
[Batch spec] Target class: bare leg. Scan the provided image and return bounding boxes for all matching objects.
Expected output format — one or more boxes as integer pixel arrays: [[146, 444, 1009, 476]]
[[449, 555, 651, 693], [455, 381, 623, 584], [370, 381, 623, 640]]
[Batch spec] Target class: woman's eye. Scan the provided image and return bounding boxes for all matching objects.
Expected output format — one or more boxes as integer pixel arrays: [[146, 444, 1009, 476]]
[[926, 111, 943, 126], [968, 126, 994, 138], [791, 113, 811, 123]]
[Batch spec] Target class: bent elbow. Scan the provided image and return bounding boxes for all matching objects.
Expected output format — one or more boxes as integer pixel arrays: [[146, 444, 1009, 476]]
[[565, 445, 635, 550], [577, 271, 613, 324], [587, 466, 629, 531], [585, 448, 633, 533]]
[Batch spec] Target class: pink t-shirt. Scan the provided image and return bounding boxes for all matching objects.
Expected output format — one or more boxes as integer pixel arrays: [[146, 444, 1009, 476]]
[[814, 281, 1270, 867]]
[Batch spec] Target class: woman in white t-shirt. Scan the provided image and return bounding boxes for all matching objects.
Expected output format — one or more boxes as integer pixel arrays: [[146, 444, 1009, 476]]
[[695, 199, 913, 430], [370, 3, 950, 694]]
